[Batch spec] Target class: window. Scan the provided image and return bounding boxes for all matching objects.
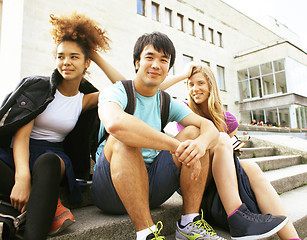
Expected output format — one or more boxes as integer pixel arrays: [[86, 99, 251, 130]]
[[137, 0, 145, 16], [188, 18, 195, 36], [217, 65, 225, 90], [183, 54, 193, 66], [217, 31, 223, 47], [201, 60, 210, 66], [151, 2, 159, 21], [177, 13, 184, 31], [209, 28, 214, 44], [165, 8, 172, 26], [199, 23, 205, 40], [237, 59, 287, 101]]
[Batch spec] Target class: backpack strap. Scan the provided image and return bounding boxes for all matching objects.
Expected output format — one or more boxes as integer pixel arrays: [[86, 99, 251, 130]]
[[159, 89, 170, 132], [97, 80, 136, 147], [97, 81, 170, 146]]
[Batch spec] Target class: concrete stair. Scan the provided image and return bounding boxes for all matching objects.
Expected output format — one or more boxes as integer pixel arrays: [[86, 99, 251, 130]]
[[49, 135, 307, 240]]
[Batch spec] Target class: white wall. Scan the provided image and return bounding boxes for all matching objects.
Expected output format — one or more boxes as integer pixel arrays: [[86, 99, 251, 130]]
[[0, 0, 24, 102], [286, 57, 307, 97]]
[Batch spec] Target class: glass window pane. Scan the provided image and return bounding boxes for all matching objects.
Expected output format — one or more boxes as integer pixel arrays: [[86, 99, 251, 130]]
[[177, 13, 184, 31], [137, 0, 145, 15], [238, 69, 248, 81], [275, 72, 287, 93], [209, 28, 214, 44], [183, 54, 193, 65], [238, 80, 250, 100], [273, 59, 285, 72], [152, 2, 159, 21], [248, 65, 260, 78], [261, 62, 273, 75], [165, 8, 172, 26], [265, 108, 278, 126], [188, 19, 194, 35], [217, 65, 225, 91], [199, 23, 205, 40], [250, 78, 261, 98], [217, 32, 223, 47], [201, 60, 210, 66], [279, 107, 290, 127], [262, 74, 275, 95], [252, 109, 265, 124]]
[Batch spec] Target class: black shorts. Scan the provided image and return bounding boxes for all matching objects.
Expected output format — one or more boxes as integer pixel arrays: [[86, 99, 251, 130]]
[[201, 153, 260, 230], [90, 150, 180, 214]]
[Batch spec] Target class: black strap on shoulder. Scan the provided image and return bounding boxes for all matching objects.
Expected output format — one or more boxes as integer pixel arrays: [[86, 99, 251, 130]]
[[97, 80, 136, 147], [159, 89, 170, 132], [97, 80, 170, 146], [121, 80, 136, 115]]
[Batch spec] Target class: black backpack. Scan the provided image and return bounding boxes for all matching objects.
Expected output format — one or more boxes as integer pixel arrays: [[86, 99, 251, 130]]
[[97, 80, 171, 147]]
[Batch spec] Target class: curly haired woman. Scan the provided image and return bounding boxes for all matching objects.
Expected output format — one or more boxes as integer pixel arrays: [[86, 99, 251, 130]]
[[0, 12, 120, 240]]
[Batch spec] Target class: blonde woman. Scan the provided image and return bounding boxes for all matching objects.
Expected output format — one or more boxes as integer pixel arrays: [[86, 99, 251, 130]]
[[160, 62, 300, 240]]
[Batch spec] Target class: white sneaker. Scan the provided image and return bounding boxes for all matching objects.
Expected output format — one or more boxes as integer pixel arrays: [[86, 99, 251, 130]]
[[176, 211, 226, 240]]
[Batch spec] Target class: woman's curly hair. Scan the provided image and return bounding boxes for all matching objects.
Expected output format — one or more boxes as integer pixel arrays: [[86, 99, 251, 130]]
[[50, 12, 110, 59]]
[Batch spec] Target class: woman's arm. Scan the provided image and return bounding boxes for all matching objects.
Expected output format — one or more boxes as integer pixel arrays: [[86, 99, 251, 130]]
[[82, 51, 127, 111], [90, 51, 126, 84], [160, 61, 197, 91], [11, 120, 34, 213]]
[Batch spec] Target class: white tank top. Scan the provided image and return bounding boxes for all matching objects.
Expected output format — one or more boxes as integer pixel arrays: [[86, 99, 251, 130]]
[[30, 89, 84, 142]]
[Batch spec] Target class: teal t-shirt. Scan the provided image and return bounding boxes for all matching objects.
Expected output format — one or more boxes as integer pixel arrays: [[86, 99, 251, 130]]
[[96, 81, 192, 163]]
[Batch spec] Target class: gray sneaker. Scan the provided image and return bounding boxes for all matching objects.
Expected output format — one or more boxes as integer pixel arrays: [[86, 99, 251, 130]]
[[176, 211, 226, 240], [228, 203, 288, 240]]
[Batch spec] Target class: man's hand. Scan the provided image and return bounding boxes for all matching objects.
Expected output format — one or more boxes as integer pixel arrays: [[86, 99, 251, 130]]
[[175, 140, 206, 180]]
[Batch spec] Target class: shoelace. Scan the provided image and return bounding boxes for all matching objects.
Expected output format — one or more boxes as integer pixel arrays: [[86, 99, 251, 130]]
[[243, 209, 272, 222], [148, 221, 165, 240], [191, 209, 217, 237]]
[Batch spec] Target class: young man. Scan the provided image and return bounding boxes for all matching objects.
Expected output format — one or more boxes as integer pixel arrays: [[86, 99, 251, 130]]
[[91, 32, 288, 240]]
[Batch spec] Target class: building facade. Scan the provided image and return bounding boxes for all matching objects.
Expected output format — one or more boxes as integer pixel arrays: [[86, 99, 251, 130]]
[[0, 0, 306, 128]]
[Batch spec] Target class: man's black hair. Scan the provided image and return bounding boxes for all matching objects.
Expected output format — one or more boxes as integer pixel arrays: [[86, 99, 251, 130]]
[[133, 31, 176, 72]]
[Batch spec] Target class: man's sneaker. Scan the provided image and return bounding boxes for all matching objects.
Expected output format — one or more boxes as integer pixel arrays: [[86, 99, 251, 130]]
[[49, 198, 75, 235], [227, 203, 288, 240], [176, 211, 226, 240], [146, 221, 165, 240]]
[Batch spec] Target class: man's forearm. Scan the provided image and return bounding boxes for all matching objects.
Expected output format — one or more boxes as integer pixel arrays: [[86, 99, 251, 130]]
[[104, 112, 180, 152]]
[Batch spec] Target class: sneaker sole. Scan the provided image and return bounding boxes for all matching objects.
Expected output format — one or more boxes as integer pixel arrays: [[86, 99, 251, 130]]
[[231, 217, 288, 240], [49, 219, 75, 236]]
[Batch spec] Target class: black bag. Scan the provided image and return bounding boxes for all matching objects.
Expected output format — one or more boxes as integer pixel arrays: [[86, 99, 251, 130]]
[[0, 200, 26, 240]]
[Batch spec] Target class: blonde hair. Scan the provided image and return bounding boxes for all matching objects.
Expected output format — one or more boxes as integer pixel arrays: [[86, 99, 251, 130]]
[[188, 65, 227, 132]]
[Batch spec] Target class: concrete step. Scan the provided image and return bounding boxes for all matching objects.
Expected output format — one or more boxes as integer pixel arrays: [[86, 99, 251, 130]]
[[48, 171, 307, 240], [239, 147, 275, 159], [240, 155, 302, 171], [48, 193, 183, 240], [49, 184, 307, 240], [264, 164, 307, 194]]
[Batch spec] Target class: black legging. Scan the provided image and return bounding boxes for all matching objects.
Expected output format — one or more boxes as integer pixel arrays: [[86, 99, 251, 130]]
[[0, 152, 61, 240]]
